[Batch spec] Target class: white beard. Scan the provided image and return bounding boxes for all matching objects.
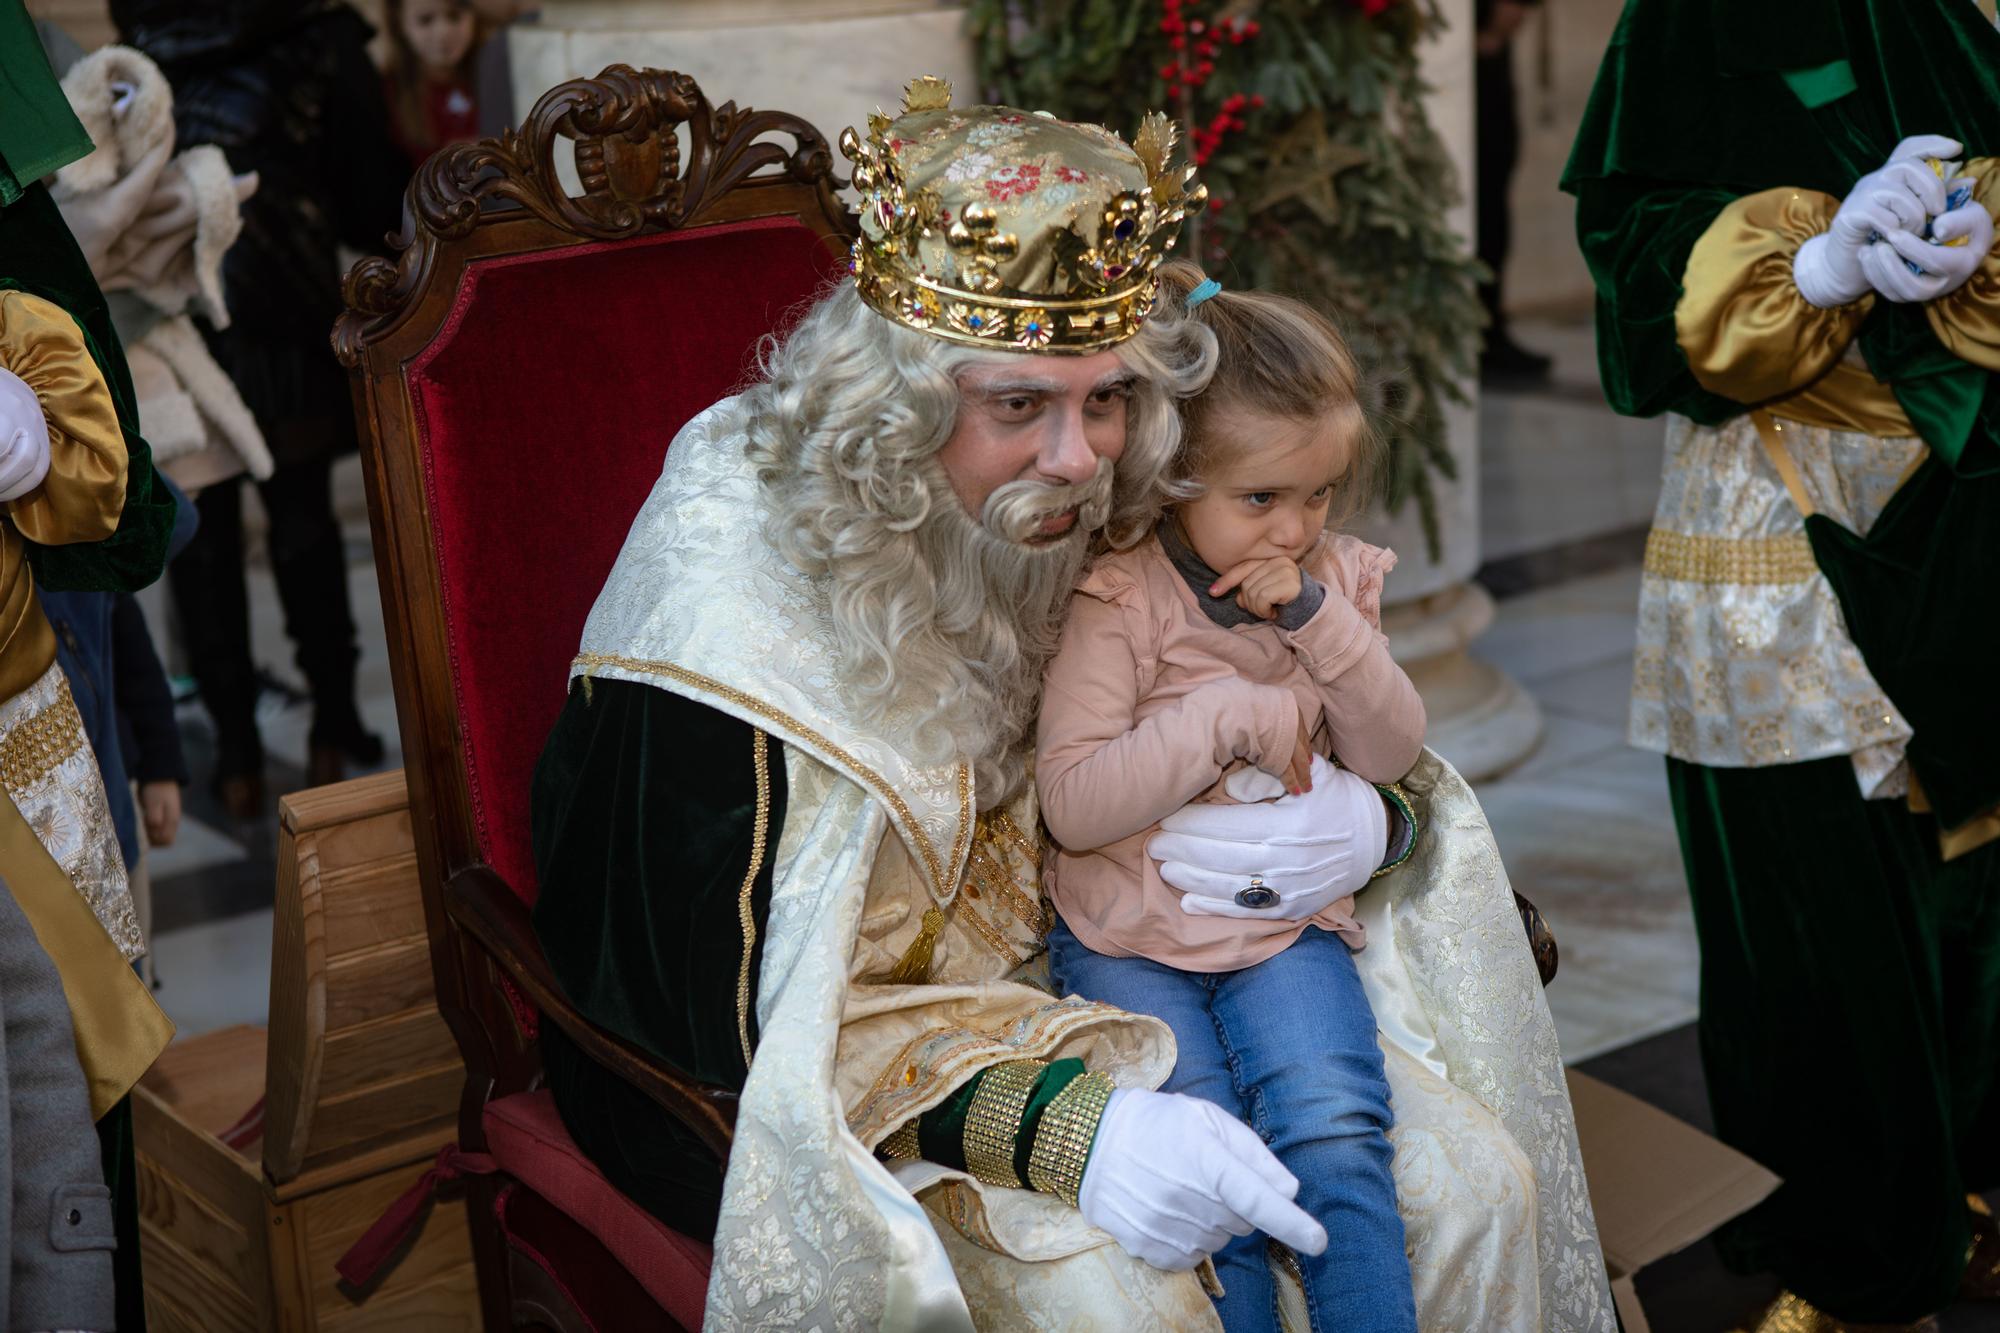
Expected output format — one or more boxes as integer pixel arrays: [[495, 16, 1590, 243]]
[[868, 458, 1114, 808]]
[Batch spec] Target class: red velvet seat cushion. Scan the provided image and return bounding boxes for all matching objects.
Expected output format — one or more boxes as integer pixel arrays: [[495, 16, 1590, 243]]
[[484, 1089, 711, 1328], [407, 217, 840, 902]]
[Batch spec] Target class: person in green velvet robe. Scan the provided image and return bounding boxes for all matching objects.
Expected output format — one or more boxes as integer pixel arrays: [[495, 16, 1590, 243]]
[[1565, 2, 2000, 1328]]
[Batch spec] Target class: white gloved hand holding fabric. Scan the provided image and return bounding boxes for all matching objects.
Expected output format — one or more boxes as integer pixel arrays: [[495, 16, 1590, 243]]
[[1793, 135, 1959, 307], [1149, 755, 1388, 921], [1079, 1087, 1328, 1271], [0, 368, 53, 503], [1859, 191, 1995, 302]]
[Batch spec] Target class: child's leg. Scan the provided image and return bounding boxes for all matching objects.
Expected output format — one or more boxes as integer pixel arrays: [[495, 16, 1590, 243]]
[[1210, 928, 1415, 1333], [1045, 920, 1279, 1333]]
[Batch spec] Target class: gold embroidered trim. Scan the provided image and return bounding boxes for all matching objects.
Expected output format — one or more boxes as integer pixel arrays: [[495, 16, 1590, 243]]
[[1642, 528, 1820, 586], [1027, 1070, 1114, 1206], [955, 892, 1027, 966], [971, 842, 1047, 934], [962, 1059, 1043, 1189], [987, 810, 1042, 868], [880, 1119, 922, 1161], [736, 729, 772, 1067], [0, 678, 84, 792], [574, 651, 972, 900]]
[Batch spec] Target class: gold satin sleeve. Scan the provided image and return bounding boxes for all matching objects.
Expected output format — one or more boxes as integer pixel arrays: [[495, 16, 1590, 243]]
[[1677, 188, 1915, 438], [1924, 156, 2000, 372], [1676, 188, 1873, 404], [0, 290, 127, 547]]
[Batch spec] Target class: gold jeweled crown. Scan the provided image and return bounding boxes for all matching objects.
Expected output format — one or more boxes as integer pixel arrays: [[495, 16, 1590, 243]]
[[841, 77, 1206, 354]]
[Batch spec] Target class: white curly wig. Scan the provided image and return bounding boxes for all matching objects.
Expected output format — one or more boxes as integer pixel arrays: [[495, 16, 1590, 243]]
[[742, 282, 1216, 807]]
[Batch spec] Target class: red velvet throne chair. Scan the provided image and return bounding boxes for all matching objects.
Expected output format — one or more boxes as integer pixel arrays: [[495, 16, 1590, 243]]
[[334, 67, 854, 1331]]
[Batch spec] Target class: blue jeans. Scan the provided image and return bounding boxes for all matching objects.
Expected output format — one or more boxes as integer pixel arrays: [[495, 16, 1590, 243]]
[[1048, 919, 1416, 1333]]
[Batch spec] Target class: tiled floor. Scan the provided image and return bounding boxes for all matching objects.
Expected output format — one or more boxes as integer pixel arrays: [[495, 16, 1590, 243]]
[[1469, 566, 1703, 1065]]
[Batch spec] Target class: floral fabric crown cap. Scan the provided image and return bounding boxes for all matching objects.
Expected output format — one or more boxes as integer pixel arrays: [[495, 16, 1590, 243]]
[[841, 76, 1205, 354]]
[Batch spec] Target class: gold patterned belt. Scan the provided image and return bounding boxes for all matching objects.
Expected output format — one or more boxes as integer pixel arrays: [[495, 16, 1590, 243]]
[[0, 675, 86, 791]]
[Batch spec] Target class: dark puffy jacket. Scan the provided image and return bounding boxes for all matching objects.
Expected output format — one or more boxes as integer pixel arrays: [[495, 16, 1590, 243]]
[[113, 0, 407, 462]]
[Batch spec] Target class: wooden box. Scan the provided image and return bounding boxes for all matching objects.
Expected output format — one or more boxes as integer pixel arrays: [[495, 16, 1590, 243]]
[[134, 771, 479, 1331]]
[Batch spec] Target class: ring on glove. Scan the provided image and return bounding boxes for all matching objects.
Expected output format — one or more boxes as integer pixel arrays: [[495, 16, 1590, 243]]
[[1233, 876, 1279, 910]]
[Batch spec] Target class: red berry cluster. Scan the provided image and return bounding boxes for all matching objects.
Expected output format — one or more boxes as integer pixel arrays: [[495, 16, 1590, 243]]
[[1157, 0, 1267, 172], [1190, 90, 1267, 166], [1157, 0, 1260, 103]]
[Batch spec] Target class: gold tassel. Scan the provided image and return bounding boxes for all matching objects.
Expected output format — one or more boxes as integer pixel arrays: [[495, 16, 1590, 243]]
[[886, 906, 947, 985]]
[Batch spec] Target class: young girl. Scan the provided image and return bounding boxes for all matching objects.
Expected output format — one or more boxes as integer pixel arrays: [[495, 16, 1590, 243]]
[[382, 0, 481, 170], [1037, 264, 1424, 1333]]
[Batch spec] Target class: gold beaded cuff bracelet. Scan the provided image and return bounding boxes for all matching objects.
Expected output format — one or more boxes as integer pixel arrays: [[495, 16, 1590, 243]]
[[1026, 1071, 1115, 1206], [963, 1060, 1045, 1189], [879, 1119, 922, 1162]]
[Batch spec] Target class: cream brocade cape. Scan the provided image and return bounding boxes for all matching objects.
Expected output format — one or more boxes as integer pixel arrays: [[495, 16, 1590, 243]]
[[573, 398, 1614, 1332]]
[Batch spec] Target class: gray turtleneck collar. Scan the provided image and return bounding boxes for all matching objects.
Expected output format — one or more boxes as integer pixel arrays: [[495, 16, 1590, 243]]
[[1157, 517, 1325, 632]]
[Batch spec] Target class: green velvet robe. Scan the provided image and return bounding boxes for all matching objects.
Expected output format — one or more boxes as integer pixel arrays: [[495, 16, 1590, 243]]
[[1566, 2, 2000, 1316], [1564, 0, 2000, 830]]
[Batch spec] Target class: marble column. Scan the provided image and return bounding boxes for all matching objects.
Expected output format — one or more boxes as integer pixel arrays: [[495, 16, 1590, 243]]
[[1359, 0, 1542, 781], [507, 0, 976, 150]]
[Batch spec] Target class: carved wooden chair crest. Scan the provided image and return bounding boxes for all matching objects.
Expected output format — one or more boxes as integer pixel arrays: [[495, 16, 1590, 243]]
[[336, 66, 853, 1331]]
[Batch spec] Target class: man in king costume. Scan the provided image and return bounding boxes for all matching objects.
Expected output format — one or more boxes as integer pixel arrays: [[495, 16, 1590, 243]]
[[1566, 2, 2000, 1328], [533, 79, 1613, 1331]]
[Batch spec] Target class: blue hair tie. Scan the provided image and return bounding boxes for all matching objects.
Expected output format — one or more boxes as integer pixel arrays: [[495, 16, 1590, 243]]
[[1186, 277, 1223, 310]]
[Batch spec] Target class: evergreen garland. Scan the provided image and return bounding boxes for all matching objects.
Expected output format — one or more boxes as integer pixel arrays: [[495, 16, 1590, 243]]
[[969, 0, 1483, 549]]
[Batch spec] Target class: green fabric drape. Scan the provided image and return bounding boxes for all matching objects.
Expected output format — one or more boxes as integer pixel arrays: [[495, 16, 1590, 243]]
[[0, 186, 175, 593], [532, 678, 786, 1238], [1667, 754, 2000, 1320], [1804, 459, 2000, 829], [533, 677, 782, 1093], [0, 0, 93, 208]]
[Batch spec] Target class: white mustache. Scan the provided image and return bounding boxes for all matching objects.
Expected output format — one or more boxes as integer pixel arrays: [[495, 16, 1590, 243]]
[[979, 457, 1116, 544]]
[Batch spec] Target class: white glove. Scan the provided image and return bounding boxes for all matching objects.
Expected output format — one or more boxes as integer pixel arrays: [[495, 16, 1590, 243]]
[[1793, 135, 1959, 307], [1148, 755, 1389, 921], [0, 369, 53, 503], [1859, 191, 1995, 302], [1079, 1087, 1328, 1271]]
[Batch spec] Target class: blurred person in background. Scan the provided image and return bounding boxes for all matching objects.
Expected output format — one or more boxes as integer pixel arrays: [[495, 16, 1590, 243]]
[[1475, 0, 1552, 385], [469, 0, 530, 137], [383, 0, 482, 169], [115, 0, 407, 817]]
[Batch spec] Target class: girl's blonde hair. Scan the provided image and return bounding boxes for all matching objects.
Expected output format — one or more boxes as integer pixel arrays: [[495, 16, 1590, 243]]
[[1155, 260, 1381, 527]]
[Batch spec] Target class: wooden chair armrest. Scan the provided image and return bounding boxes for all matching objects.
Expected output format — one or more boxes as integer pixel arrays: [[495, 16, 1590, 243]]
[[446, 866, 739, 1159], [1514, 891, 1558, 987]]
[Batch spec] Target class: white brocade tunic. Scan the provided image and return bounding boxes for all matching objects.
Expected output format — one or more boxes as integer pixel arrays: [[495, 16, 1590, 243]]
[[1631, 411, 1925, 795]]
